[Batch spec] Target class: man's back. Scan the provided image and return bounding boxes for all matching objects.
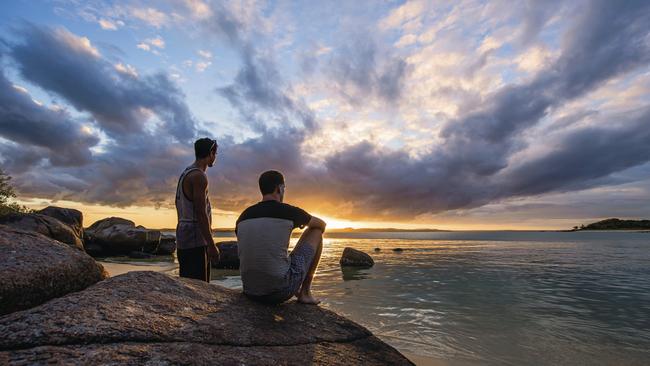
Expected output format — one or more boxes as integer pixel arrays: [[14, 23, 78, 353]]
[[236, 200, 311, 296]]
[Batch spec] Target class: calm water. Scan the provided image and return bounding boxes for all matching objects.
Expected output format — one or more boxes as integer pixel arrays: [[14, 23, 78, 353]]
[[170, 231, 650, 365]]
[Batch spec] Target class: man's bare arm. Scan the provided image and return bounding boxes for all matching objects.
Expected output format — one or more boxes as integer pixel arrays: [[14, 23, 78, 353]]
[[190, 172, 216, 248], [307, 216, 327, 232]]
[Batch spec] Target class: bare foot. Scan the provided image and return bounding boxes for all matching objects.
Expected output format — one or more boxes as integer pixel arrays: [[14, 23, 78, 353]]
[[297, 292, 321, 305]]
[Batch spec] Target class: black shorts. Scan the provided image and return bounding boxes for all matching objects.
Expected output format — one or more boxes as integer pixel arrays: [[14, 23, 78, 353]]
[[177, 246, 210, 282]]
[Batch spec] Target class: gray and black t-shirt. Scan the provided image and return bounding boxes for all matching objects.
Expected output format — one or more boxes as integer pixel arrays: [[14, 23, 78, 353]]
[[236, 200, 312, 296]]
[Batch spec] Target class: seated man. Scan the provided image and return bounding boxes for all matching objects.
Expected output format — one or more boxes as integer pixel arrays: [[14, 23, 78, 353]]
[[236, 170, 326, 305]]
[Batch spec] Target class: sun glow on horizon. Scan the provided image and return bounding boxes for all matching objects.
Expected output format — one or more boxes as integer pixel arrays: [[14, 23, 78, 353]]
[[16, 198, 579, 231]]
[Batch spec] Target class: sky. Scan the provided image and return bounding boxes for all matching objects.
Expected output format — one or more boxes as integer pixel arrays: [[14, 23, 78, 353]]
[[0, 0, 649, 230]]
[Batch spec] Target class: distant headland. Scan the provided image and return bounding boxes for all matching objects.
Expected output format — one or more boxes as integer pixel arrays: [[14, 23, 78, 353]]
[[571, 218, 650, 231]]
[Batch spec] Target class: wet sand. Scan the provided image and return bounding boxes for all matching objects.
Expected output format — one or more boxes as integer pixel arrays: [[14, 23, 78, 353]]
[[99, 260, 177, 276]]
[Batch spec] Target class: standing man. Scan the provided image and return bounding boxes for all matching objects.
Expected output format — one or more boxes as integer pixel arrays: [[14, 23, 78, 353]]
[[236, 170, 326, 304], [175, 138, 220, 282]]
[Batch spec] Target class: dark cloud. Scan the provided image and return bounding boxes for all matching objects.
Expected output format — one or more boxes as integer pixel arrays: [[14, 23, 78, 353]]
[[327, 38, 409, 104], [516, 0, 564, 46], [500, 107, 650, 197], [217, 47, 315, 132], [10, 24, 197, 142], [0, 69, 99, 167]]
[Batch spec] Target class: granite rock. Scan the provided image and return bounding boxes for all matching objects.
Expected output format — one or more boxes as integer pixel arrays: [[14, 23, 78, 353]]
[[340, 247, 375, 267], [0, 212, 83, 250], [84, 217, 161, 256], [0, 225, 107, 315], [0, 271, 412, 365], [211, 240, 239, 269]]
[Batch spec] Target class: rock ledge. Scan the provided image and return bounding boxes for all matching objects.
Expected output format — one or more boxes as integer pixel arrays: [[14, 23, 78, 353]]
[[0, 271, 412, 365]]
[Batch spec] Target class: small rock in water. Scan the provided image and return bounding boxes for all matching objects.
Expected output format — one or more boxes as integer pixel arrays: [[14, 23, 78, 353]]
[[340, 247, 374, 267], [392, 248, 404, 252], [374, 248, 381, 252]]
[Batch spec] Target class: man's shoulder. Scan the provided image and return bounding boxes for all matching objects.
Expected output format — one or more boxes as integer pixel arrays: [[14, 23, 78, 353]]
[[184, 169, 207, 185], [184, 168, 206, 179], [237, 201, 306, 222]]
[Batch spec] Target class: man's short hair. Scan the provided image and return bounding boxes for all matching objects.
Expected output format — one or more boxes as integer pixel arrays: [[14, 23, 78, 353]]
[[195, 137, 217, 159], [259, 170, 284, 195]]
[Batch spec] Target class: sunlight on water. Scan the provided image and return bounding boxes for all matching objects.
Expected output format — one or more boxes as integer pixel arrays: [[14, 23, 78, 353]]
[[170, 232, 650, 365]]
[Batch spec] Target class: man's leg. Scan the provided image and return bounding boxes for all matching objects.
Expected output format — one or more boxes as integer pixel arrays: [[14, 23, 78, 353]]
[[293, 227, 323, 304], [178, 246, 208, 282], [203, 245, 211, 283]]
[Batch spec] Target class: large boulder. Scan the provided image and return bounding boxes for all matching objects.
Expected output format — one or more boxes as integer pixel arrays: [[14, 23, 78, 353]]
[[340, 247, 375, 267], [0, 271, 412, 365], [211, 240, 239, 269], [0, 225, 107, 316], [0, 212, 83, 250], [37, 206, 84, 240], [157, 233, 177, 255], [84, 217, 161, 256]]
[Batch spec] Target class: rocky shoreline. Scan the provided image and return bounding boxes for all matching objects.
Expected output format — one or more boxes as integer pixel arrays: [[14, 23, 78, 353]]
[[0, 208, 410, 365]]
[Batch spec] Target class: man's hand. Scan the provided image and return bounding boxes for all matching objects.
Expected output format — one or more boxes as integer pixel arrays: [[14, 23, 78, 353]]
[[208, 244, 220, 262]]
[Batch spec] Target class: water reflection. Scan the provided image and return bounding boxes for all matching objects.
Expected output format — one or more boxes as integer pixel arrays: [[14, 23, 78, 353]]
[[341, 266, 371, 281], [210, 268, 242, 290], [210, 268, 240, 281]]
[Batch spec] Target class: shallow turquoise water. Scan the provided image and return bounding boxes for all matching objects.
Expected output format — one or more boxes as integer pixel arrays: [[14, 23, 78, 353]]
[[182, 231, 650, 365]]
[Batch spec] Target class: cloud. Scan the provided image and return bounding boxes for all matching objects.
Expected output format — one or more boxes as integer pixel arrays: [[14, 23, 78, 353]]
[[195, 61, 211, 72], [0, 69, 99, 168], [197, 49, 212, 59], [2, 0, 650, 225], [217, 47, 316, 132], [0, 21, 313, 211], [10, 25, 196, 142], [0, 24, 208, 208], [51, 28, 100, 58], [184, 0, 213, 19], [395, 34, 417, 48], [379, 0, 426, 31], [183, 0, 212, 20], [114, 63, 138, 78], [98, 19, 121, 30], [137, 36, 165, 54], [441, 0, 650, 158], [147, 36, 165, 48], [306, 0, 650, 219], [500, 108, 650, 198], [326, 38, 409, 104], [130, 7, 168, 28]]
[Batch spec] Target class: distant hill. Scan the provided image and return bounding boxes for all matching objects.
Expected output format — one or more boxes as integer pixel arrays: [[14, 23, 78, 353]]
[[575, 218, 650, 231]]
